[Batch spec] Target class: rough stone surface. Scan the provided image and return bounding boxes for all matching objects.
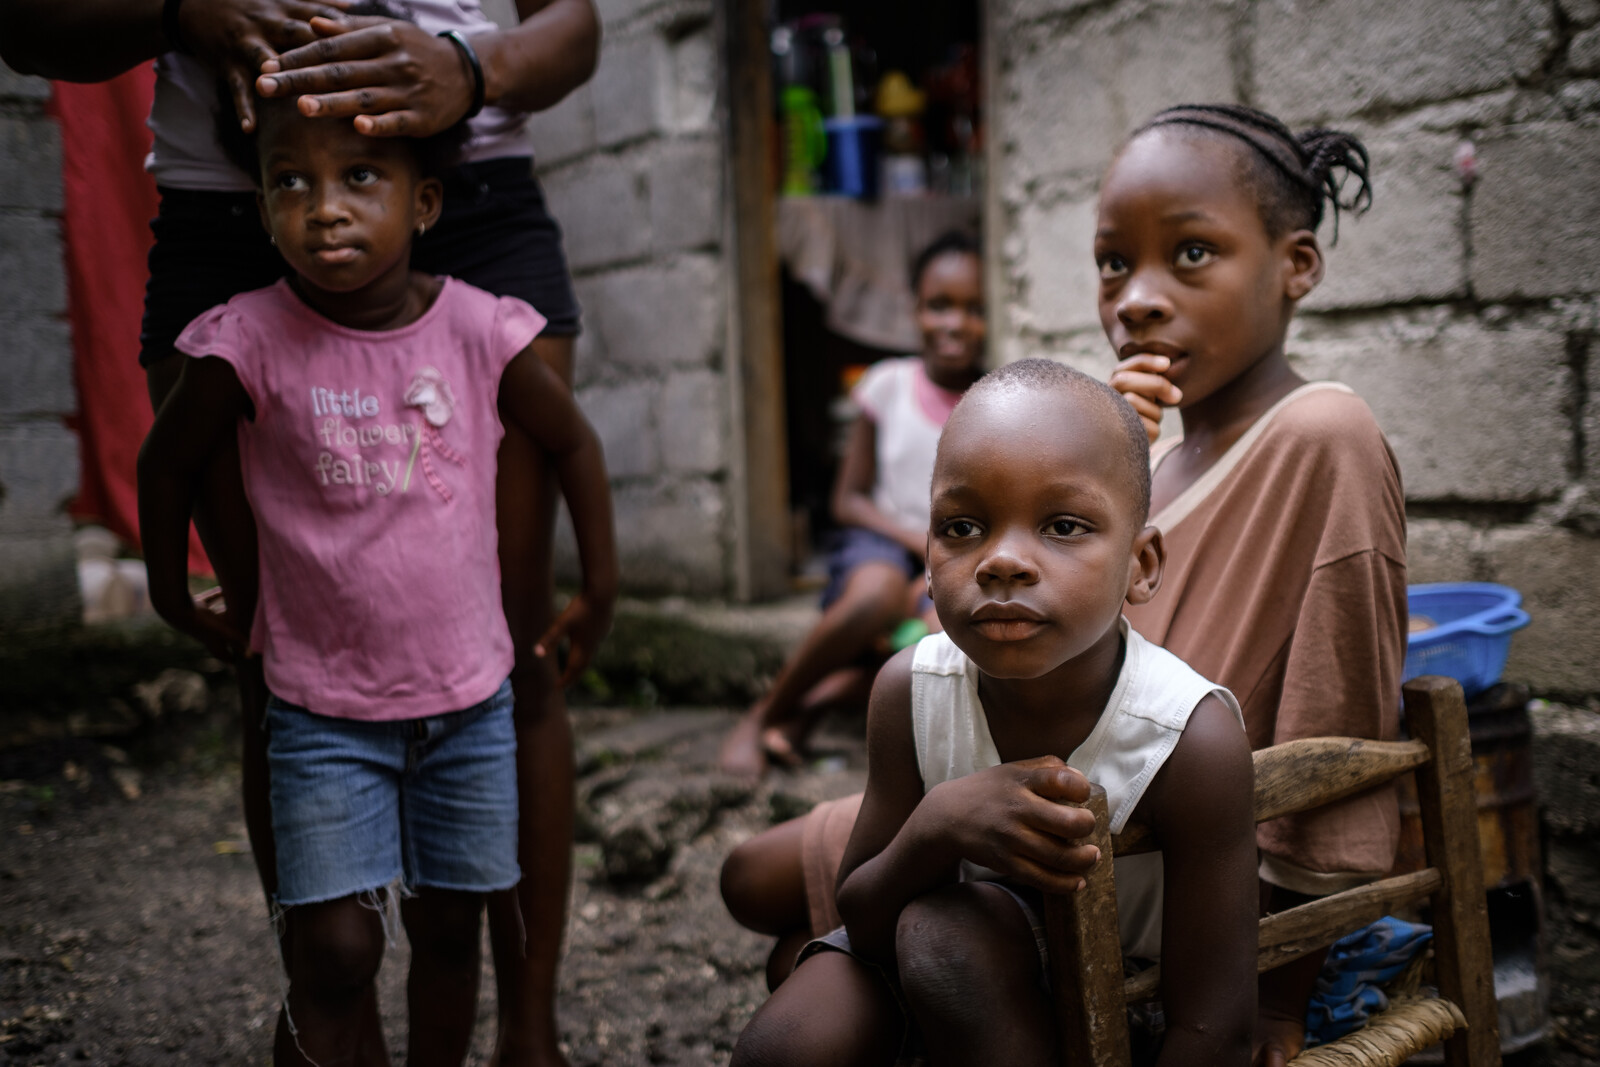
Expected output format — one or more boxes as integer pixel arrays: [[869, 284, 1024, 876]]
[[1288, 316, 1571, 501], [558, 478, 728, 595], [0, 319, 74, 415], [527, 83, 596, 168], [659, 370, 725, 475], [1405, 519, 1486, 584], [0, 214, 66, 317], [1010, 194, 1100, 336], [1562, 0, 1600, 25], [1470, 120, 1600, 301], [1480, 525, 1600, 694], [580, 379, 660, 480], [542, 153, 652, 272], [591, 31, 668, 148], [583, 256, 723, 370], [649, 138, 721, 253], [1000, 1, 1238, 185], [1570, 24, 1600, 75], [1306, 133, 1467, 310], [1253, 0, 1556, 123], [1588, 341, 1600, 499], [1531, 702, 1600, 836], [665, 26, 717, 136], [0, 422, 80, 535], [0, 114, 62, 212], [0, 534, 80, 628], [0, 63, 50, 101]]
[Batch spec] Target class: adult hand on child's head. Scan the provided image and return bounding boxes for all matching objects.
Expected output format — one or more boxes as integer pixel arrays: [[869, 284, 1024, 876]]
[[258, 15, 479, 137], [1110, 353, 1183, 445], [1253, 1009, 1306, 1067], [178, 0, 352, 133], [533, 589, 615, 687], [926, 756, 1101, 894]]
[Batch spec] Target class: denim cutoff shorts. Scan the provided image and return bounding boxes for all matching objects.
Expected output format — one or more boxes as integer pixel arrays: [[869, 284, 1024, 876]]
[[265, 679, 520, 907]]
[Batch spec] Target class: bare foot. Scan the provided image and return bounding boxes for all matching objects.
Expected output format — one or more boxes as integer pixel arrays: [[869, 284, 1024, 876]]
[[718, 711, 768, 779], [761, 725, 806, 769]]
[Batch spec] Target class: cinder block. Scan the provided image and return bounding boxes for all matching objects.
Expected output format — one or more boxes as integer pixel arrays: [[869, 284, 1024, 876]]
[[1480, 523, 1600, 694], [0, 215, 66, 318], [0, 64, 50, 103], [1001, 2, 1237, 185], [649, 138, 721, 253], [1287, 316, 1570, 501], [0, 114, 61, 212], [1470, 120, 1600, 300], [0, 319, 74, 415], [1531, 702, 1600, 837], [0, 533, 81, 629], [540, 154, 651, 272], [1563, 0, 1600, 28], [591, 31, 668, 148], [0, 421, 80, 535], [578, 379, 659, 480], [1588, 342, 1600, 499], [1253, 0, 1555, 123], [554, 477, 729, 595], [583, 255, 723, 370], [1405, 518, 1486, 584], [1005, 0, 1104, 18], [1306, 133, 1466, 310], [528, 84, 596, 169], [1569, 26, 1600, 78], [659, 369, 725, 475], [1009, 194, 1100, 336], [666, 26, 716, 136]]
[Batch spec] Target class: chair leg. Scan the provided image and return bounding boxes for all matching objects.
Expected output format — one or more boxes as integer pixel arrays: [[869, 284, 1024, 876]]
[[1043, 784, 1131, 1067], [1403, 677, 1502, 1067]]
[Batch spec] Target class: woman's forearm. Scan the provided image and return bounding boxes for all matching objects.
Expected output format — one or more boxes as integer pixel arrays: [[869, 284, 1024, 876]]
[[0, 0, 168, 82], [478, 0, 599, 115]]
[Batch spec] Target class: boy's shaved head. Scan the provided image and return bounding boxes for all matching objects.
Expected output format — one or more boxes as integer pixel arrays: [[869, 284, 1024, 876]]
[[947, 358, 1152, 524]]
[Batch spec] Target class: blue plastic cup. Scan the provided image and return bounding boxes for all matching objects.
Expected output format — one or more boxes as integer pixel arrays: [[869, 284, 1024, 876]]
[[823, 116, 884, 199]]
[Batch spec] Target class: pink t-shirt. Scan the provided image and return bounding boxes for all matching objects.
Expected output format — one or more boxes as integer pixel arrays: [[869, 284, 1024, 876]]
[[851, 356, 965, 534], [176, 278, 546, 720]]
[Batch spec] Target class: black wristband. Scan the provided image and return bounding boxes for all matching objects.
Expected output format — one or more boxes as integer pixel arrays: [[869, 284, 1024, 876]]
[[438, 30, 486, 121], [162, 0, 189, 54]]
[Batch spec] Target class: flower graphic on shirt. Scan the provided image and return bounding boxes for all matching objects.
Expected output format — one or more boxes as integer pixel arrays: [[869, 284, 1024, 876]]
[[404, 365, 455, 427], [402, 366, 465, 502]]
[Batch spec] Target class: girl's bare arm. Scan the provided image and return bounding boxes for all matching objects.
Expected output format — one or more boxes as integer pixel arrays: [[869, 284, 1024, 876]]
[[136, 355, 252, 657], [496, 346, 616, 683], [829, 417, 928, 559]]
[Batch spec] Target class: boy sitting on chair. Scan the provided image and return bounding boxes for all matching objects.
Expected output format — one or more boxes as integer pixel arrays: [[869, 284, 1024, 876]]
[[730, 359, 1259, 1067]]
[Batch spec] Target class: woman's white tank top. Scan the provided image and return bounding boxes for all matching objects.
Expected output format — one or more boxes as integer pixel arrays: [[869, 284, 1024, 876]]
[[909, 618, 1242, 961]]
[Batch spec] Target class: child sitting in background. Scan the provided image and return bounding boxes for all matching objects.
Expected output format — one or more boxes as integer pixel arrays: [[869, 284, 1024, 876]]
[[137, 84, 616, 1066], [730, 359, 1259, 1067], [719, 231, 986, 779], [1102, 103, 1405, 1066]]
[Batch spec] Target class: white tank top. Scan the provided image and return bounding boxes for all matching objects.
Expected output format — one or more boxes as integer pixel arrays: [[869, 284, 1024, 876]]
[[909, 618, 1243, 961], [147, 0, 532, 191]]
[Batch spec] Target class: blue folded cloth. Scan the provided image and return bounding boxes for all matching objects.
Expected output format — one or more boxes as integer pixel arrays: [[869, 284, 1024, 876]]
[[1304, 916, 1434, 1047]]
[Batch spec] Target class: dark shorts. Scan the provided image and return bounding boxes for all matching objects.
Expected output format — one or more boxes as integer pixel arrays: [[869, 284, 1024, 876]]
[[819, 526, 932, 613], [139, 156, 580, 367]]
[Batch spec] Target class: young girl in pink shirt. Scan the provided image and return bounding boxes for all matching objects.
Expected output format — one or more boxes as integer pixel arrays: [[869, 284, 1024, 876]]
[[138, 92, 616, 1065]]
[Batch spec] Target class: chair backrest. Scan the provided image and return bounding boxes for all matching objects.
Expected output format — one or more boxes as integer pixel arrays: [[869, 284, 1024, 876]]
[[1044, 675, 1502, 1067]]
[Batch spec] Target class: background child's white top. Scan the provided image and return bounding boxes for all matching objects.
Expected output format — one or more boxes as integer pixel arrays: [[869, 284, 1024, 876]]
[[909, 619, 1243, 960], [850, 357, 963, 535]]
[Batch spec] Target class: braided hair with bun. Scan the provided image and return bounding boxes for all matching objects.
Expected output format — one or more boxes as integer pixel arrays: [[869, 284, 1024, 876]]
[[1134, 104, 1372, 242]]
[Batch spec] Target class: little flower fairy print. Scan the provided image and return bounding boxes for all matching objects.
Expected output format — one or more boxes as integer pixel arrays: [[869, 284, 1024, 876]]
[[403, 366, 466, 501]]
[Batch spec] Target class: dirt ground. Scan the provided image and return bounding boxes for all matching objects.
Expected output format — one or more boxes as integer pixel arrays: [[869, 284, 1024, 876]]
[[0, 682, 1595, 1066]]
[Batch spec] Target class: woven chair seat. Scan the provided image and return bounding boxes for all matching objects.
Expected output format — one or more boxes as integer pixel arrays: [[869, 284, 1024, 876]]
[[1292, 996, 1469, 1067]]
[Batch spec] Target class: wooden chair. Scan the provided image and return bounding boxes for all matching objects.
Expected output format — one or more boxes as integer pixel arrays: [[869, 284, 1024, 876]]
[[1045, 675, 1501, 1067]]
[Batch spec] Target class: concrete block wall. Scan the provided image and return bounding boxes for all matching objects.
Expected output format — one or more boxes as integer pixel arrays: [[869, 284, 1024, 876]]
[[0, 63, 80, 628], [991, 0, 1600, 695], [527, 0, 733, 595]]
